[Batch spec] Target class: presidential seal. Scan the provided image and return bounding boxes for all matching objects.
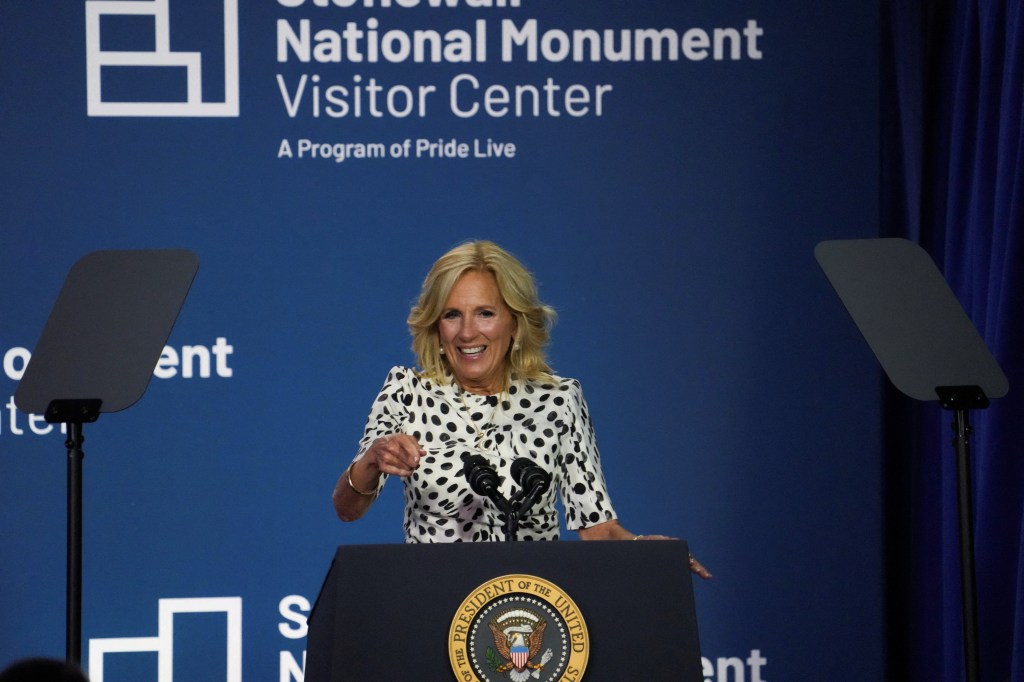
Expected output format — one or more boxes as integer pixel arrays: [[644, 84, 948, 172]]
[[449, 574, 589, 682]]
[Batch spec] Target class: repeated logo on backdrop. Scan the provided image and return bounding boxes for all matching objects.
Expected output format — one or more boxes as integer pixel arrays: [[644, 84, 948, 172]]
[[85, 0, 239, 116], [88, 598, 242, 682]]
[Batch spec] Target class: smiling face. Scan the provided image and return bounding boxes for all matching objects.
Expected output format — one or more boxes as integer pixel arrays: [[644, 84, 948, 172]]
[[438, 269, 517, 395]]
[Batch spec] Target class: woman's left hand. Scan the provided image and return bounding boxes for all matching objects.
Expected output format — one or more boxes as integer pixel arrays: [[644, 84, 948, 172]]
[[632, 535, 713, 579], [687, 554, 713, 580], [579, 521, 713, 579]]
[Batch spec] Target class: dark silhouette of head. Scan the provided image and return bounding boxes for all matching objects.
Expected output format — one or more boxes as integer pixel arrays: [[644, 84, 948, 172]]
[[0, 658, 89, 682]]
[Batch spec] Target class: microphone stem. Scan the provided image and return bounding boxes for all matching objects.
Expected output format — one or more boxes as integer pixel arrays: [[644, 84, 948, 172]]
[[517, 485, 545, 518]]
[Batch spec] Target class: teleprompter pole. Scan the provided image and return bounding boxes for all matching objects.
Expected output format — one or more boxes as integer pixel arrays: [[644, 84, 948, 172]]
[[65, 422, 84, 665], [953, 409, 979, 682], [50, 399, 99, 667], [937, 386, 987, 682]]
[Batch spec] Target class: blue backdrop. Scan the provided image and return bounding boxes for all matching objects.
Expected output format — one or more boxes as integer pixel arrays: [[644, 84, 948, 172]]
[[1, 1, 882, 680]]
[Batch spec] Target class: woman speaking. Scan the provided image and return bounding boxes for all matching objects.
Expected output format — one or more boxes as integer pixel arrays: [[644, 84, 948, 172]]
[[332, 240, 709, 578]]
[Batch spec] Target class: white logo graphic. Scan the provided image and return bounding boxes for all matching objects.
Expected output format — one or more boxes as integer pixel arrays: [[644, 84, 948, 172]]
[[85, 0, 239, 117], [88, 597, 242, 682]]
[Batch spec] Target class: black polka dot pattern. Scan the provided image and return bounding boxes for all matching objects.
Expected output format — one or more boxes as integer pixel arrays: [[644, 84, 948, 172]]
[[353, 366, 617, 542]]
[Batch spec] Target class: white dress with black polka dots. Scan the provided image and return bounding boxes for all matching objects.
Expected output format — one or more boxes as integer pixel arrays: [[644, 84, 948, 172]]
[[354, 366, 618, 542]]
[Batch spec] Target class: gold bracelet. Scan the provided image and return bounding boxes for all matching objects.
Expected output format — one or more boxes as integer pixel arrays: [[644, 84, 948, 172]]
[[633, 534, 645, 541], [346, 464, 376, 497]]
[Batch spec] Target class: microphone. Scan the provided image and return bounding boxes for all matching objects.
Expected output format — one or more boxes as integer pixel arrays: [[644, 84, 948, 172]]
[[463, 455, 502, 499], [510, 458, 551, 518], [463, 455, 518, 538], [510, 458, 551, 496]]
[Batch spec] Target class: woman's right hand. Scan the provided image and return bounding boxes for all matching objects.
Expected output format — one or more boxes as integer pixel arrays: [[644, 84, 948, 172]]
[[364, 433, 424, 477]]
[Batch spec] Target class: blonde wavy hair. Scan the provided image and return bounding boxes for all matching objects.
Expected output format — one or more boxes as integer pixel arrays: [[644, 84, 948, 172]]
[[408, 241, 556, 389]]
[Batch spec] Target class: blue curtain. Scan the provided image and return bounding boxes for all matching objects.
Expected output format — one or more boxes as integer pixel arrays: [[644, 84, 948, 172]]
[[883, 1, 1024, 680]]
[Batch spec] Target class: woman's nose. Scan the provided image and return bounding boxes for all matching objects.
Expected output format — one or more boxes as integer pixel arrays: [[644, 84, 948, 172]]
[[457, 318, 477, 339]]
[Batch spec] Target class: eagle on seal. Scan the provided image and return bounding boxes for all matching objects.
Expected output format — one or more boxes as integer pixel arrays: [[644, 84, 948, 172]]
[[488, 611, 550, 682]]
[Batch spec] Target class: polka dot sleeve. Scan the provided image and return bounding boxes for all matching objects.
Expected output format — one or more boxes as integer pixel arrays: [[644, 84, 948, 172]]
[[352, 366, 413, 493], [556, 379, 617, 531]]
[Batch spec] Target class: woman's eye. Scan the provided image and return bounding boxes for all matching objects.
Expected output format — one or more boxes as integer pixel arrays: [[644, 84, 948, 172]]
[[479, 310, 495, 317], [442, 310, 459, 320]]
